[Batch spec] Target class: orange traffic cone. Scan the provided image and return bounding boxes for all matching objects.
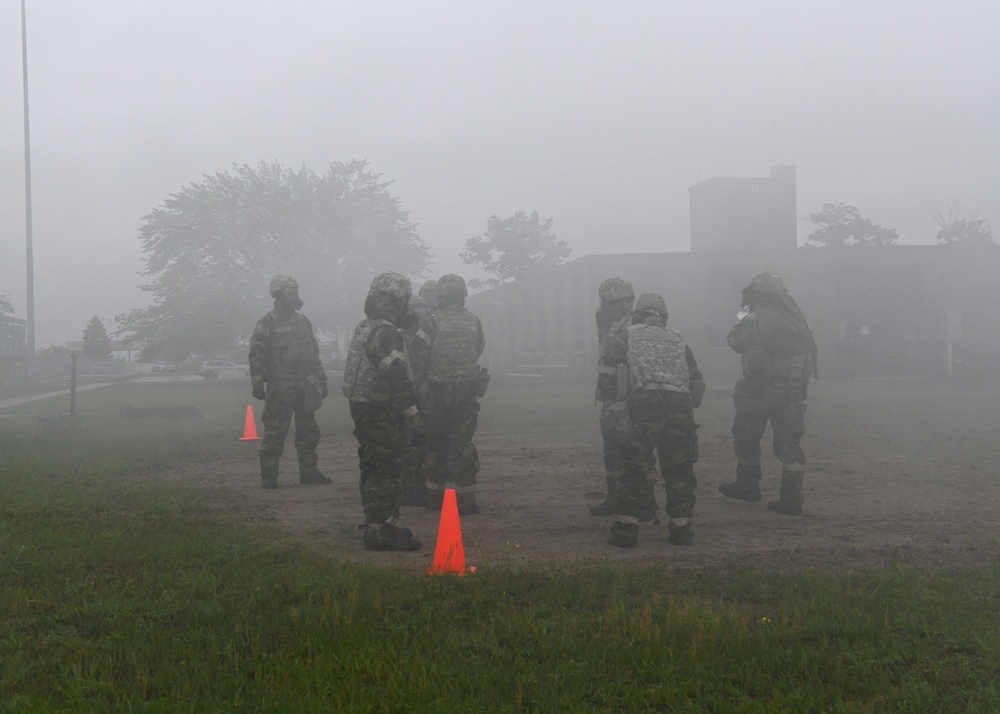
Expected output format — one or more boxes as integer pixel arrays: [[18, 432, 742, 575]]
[[239, 405, 262, 441], [427, 489, 470, 575]]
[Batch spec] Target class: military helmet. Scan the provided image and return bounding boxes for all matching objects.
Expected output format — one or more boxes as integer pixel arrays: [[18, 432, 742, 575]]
[[269, 274, 299, 297], [367, 272, 412, 301], [407, 294, 427, 311], [418, 279, 438, 301], [633, 292, 668, 319], [749, 271, 787, 293], [599, 277, 634, 302], [436, 274, 468, 298]]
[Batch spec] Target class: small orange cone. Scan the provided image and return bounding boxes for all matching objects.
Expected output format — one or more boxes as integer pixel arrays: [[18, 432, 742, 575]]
[[239, 405, 262, 441], [427, 489, 470, 575]]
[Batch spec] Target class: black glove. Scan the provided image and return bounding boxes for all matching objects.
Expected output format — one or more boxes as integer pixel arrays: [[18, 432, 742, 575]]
[[252, 384, 266, 400]]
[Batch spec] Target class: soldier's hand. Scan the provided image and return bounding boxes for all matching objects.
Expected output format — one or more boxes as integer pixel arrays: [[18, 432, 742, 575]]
[[320, 383, 329, 399], [252, 384, 266, 400], [407, 415, 427, 447]]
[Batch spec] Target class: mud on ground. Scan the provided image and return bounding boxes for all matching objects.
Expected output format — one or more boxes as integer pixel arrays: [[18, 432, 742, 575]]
[[177, 378, 1000, 573]]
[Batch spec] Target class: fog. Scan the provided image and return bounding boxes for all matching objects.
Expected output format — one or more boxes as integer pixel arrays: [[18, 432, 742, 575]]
[[2, 1, 998, 349]]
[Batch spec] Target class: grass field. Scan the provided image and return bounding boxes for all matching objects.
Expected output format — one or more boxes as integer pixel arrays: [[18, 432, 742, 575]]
[[2, 378, 999, 711]]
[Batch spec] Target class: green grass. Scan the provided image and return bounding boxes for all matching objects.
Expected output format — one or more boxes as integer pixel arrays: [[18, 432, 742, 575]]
[[1, 379, 999, 711]]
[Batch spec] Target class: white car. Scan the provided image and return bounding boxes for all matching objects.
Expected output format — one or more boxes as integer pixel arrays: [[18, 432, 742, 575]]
[[150, 361, 174, 372], [200, 359, 250, 378]]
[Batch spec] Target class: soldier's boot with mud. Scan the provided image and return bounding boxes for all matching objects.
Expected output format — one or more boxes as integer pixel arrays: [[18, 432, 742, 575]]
[[299, 470, 332, 484], [607, 521, 639, 548], [364, 522, 422, 552], [767, 467, 804, 516], [668, 522, 693, 546], [260, 457, 279, 490], [719, 462, 762, 502]]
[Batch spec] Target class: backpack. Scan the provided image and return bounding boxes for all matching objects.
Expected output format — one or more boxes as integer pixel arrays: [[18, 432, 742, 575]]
[[754, 303, 815, 358]]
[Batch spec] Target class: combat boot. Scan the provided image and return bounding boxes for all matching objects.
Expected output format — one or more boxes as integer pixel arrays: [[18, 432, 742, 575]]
[[668, 522, 693, 546], [607, 521, 639, 548], [767, 467, 804, 516], [590, 495, 616, 516], [261, 476, 278, 490], [458, 501, 481, 516], [718, 481, 761, 502], [364, 523, 422, 552], [299, 470, 332, 484]]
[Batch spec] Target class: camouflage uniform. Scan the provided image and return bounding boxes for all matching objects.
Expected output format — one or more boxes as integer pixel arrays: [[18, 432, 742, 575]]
[[342, 272, 424, 551], [719, 271, 815, 515], [418, 279, 439, 312], [409, 274, 486, 515], [249, 275, 329, 488], [398, 294, 432, 506], [594, 278, 659, 519], [601, 294, 703, 548]]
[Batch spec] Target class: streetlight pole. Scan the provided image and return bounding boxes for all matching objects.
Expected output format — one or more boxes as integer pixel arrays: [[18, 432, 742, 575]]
[[21, 0, 36, 381]]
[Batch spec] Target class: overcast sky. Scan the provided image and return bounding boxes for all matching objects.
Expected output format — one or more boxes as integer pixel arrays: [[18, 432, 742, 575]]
[[2, 1, 998, 348]]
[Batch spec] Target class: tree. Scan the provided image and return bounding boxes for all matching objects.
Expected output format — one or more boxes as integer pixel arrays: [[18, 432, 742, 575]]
[[934, 201, 994, 247], [805, 203, 899, 248], [82, 316, 112, 359], [116, 160, 429, 361], [0, 294, 12, 315], [460, 210, 570, 288]]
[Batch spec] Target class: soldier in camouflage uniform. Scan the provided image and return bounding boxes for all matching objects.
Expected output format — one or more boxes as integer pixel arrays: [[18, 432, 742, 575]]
[[398, 294, 432, 507], [600, 293, 704, 548], [418, 279, 439, 313], [249, 275, 330, 489], [342, 272, 425, 551], [593, 277, 659, 520], [409, 274, 486, 515], [718, 271, 816, 515]]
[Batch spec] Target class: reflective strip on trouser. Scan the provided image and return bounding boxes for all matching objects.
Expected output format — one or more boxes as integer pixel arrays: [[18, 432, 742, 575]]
[[423, 387, 480, 504], [350, 405, 406, 525], [259, 380, 320, 476]]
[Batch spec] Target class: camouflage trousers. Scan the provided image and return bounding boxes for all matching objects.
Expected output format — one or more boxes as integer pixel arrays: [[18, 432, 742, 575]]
[[732, 399, 807, 479], [259, 380, 320, 479], [349, 402, 405, 525], [423, 384, 480, 509], [598, 402, 659, 484], [615, 391, 698, 520]]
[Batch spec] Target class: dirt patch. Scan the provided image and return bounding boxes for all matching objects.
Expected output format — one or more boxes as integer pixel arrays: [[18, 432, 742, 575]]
[[179, 379, 1000, 573]]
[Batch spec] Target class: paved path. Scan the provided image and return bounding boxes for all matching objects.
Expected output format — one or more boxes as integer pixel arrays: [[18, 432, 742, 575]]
[[0, 383, 113, 410]]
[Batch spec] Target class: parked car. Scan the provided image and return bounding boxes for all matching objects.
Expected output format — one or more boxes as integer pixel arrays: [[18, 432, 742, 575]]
[[199, 359, 250, 379], [150, 361, 174, 372]]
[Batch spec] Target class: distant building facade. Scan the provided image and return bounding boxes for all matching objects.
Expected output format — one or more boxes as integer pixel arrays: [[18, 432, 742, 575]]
[[689, 165, 797, 252], [467, 246, 1000, 382]]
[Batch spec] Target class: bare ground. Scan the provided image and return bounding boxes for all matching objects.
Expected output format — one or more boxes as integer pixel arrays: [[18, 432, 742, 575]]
[[177, 379, 1000, 573]]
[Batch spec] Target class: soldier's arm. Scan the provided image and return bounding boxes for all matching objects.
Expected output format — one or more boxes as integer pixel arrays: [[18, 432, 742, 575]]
[[248, 317, 270, 388], [727, 317, 753, 354], [367, 324, 420, 419], [685, 345, 703, 381], [300, 315, 327, 386], [476, 317, 486, 357], [597, 324, 629, 399], [408, 316, 434, 386]]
